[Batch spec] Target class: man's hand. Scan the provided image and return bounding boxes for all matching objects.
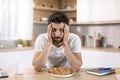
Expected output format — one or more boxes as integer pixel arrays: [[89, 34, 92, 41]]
[[47, 23, 52, 45], [63, 24, 69, 46]]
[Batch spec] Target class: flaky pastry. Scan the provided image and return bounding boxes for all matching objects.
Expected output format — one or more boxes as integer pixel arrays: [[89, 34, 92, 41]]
[[48, 67, 73, 75]]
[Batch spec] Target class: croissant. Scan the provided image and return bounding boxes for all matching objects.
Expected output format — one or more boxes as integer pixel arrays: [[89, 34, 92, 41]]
[[48, 67, 73, 75]]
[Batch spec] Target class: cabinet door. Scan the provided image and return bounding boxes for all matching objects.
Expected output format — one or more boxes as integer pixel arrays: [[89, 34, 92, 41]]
[[0, 50, 34, 68], [77, 0, 118, 22], [81, 50, 120, 68], [115, 0, 120, 20]]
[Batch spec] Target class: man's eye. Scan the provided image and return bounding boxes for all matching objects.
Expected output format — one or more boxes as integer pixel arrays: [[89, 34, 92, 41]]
[[60, 29, 64, 32], [52, 28, 56, 32]]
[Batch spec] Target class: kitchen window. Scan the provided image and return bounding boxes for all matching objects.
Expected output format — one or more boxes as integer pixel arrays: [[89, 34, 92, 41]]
[[0, 0, 33, 40]]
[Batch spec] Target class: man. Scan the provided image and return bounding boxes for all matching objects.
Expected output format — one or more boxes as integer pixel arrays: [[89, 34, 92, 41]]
[[32, 12, 82, 72]]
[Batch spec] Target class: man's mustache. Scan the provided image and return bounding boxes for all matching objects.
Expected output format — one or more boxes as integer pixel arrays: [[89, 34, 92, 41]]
[[54, 37, 61, 39]]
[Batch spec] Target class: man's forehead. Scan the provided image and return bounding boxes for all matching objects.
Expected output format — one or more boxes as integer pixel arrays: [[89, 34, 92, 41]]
[[51, 22, 65, 28]]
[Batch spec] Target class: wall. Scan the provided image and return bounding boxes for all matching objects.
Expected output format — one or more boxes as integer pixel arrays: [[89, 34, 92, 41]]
[[0, 40, 16, 49], [71, 25, 120, 48], [33, 24, 120, 48], [1, 24, 119, 49], [33, 24, 47, 36]]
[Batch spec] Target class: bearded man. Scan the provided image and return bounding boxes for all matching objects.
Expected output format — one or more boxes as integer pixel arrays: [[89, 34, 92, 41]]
[[32, 12, 82, 72]]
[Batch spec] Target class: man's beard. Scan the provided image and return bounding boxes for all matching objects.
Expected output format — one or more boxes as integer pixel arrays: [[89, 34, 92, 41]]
[[52, 37, 63, 46]]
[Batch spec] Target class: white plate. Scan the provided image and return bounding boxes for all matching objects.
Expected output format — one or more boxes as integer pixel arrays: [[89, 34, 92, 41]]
[[50, 73, 74, 78]]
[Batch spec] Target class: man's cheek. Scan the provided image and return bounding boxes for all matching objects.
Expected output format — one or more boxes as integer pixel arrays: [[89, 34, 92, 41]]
[[51, 33, 55, 37]]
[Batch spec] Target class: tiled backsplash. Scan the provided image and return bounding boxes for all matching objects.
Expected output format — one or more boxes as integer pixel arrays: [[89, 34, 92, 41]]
[[0, 40, 17, 49], [34, 24, 120, 48], [0, 24, 120, 49], [72, 25, 120, 48]]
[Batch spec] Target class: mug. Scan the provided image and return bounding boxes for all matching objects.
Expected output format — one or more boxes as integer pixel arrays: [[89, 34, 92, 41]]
[[14, 63, 23, 75]]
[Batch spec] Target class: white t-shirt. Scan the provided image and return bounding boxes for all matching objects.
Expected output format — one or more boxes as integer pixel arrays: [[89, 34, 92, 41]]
[[34, 33, 81, 68]]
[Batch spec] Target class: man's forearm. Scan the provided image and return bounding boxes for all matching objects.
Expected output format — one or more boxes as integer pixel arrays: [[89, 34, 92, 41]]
[[64, 44, 82, 71], [33, 43, 52, 71]]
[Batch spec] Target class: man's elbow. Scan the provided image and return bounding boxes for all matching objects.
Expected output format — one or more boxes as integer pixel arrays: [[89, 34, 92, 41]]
[[33, 65, 42, 72], [75, 66, 81, 72], [75, 62, 82, 72], [32, 62, 41, 72], [34, 67, 41, 72]]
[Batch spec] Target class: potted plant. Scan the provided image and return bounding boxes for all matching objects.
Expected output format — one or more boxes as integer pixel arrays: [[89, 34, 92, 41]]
[[17, 38, 23, 48]]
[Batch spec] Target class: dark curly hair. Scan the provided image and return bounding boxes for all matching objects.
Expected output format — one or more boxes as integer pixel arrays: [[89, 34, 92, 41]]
[[48, 12, 69, 25]]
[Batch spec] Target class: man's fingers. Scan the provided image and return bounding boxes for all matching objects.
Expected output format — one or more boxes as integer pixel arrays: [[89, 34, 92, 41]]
[[65, 24, 69, 31], [48, 23, 52, 30], [47, 23, 52, 33], [64, 24, 69, 34]]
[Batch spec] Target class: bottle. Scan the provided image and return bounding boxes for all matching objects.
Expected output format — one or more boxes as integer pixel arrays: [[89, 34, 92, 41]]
[[93, 32, 97, 48], [86, 35, 93, 47], [93, 38, 96, 48]]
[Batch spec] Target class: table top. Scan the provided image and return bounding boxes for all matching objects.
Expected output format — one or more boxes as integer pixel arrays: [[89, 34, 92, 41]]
[[0, 68, 118, 80], [0, 46, 120, 53]]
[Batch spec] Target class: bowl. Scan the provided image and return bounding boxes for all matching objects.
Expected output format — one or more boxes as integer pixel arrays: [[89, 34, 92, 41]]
[[41, 17, 48, 21]]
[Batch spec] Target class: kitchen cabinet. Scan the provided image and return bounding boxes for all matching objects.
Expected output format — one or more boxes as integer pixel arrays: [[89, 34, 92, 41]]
[[0, 50, 34, 68], [33, 0, 120, 25], [0, 48, 120, 68], [81, 49, 120, 68], [33, 0, 76, 23], [77, 0, 120, 24]]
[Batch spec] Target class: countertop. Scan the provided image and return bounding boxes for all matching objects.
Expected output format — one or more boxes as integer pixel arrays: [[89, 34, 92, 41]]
[[82, 47, 120, 53], [0, 68, 118, 80], [0, 47, 34, 53], [0, 46, 120, 53]]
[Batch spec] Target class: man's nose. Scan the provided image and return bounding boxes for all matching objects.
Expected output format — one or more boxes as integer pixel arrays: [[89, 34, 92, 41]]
[[55, 30, 61, 36]]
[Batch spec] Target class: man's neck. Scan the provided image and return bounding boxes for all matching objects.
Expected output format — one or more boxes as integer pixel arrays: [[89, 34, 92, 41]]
[[53, 42, 63, 47]]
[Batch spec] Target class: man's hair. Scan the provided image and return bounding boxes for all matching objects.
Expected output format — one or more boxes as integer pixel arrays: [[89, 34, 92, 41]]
[[48, 12, 69, 25]]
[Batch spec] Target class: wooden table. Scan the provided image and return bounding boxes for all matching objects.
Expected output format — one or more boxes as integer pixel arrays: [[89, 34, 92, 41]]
[[0, 68, 118, 80]]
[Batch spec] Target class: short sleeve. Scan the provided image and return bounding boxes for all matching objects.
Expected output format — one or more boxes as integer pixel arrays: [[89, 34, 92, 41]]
[[34, 35, 46, 52], [69, 34, 81, 53]]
